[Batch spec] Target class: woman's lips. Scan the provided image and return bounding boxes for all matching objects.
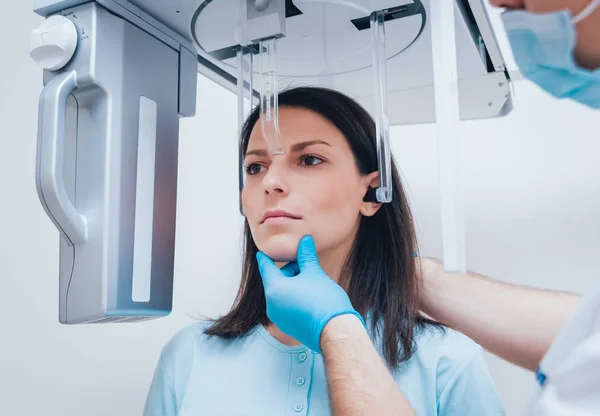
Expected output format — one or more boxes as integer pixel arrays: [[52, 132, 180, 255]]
[[261, 209, 302, 224], [263, 216, 300, 225]]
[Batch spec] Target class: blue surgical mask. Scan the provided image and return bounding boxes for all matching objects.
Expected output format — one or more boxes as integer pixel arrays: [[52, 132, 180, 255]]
[[501, 0, 600, 109]]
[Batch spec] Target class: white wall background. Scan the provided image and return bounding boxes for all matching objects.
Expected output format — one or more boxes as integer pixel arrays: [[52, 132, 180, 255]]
[[1, 2, 599, 416]]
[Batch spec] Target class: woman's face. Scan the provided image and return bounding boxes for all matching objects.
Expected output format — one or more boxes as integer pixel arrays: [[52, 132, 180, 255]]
[[241, 106, 379, 267]]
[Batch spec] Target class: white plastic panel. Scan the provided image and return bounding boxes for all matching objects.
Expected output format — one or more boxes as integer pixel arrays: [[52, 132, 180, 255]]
[[132, 96, 158, 303], [128, 0, 197, 42]]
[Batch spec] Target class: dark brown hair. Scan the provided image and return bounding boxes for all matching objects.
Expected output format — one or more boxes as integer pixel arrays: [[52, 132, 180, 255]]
[[205, 86, 439, 368]]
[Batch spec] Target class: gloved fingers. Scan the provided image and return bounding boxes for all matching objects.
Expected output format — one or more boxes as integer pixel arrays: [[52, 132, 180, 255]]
[[297, 235, 321, 272], [256, 252, 282, 287], [280, 262, 300, 277]]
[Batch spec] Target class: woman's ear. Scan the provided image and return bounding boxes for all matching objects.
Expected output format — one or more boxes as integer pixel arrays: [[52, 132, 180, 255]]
[[360, 171, 383, 217]]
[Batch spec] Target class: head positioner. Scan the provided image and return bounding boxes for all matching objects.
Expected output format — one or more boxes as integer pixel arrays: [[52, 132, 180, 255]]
[[236, 2, 393, 204]]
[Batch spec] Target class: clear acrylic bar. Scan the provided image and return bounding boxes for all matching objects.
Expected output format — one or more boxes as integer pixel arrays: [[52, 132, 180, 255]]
[[258, 37, 284, 155], [237, 45, 254, 215], [370, 11, 392, 203], [430, 0, 466, 273]]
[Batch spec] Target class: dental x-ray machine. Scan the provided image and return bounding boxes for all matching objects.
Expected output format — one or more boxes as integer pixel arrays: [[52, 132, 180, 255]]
[[29, 0, 513, 324]]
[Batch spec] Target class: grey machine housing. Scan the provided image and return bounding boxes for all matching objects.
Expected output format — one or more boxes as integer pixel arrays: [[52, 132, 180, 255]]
[[32, 0, 512, 324]]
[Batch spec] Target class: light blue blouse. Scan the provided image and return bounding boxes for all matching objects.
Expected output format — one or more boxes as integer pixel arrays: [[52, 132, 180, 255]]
[[144, 321, 505, 415]]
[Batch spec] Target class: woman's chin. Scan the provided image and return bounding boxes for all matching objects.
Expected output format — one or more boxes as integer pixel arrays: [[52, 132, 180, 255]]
[[257, 234, 301, 262]]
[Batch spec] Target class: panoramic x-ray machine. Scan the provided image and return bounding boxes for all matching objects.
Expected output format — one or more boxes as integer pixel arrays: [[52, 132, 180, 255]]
[[29, 0, 514, 324]]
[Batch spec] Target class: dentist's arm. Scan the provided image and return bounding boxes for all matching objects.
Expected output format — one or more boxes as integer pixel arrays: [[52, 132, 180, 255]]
[[257, 235, 415, 416], [320, 314, 415, 416], [420, 258, 582, 371]]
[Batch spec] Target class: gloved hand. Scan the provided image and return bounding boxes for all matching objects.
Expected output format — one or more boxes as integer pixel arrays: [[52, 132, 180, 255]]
[[256, 235, 366, 352]]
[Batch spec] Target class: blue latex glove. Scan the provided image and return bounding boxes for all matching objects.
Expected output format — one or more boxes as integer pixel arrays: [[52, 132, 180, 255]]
[[256, 235, 366, 352]]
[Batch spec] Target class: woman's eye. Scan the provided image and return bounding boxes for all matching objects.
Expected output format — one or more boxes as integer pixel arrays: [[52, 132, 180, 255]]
[[300, 155, 324, 167], [245, 163, 265, 175]]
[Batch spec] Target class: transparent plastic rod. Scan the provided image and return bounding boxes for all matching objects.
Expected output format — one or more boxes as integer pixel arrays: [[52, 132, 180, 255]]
[[431, 0, 466, 273], [237, 45, 254, 215], [258, 37, 284, 155], [370, 11, 392, 203]]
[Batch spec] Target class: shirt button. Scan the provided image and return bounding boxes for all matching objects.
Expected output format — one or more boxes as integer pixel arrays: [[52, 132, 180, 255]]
[[298, 352, 307, 362], [294, 404, 303, 412], [296, 377, 305, 386]]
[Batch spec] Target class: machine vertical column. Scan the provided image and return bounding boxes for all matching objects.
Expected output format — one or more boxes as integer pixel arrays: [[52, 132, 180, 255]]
[[31, 1, 197, 323], [430, 0, 466, 273]]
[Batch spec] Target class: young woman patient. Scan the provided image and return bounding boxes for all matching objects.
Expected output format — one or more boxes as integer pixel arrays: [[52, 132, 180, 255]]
[[143, 86, 505, 415]]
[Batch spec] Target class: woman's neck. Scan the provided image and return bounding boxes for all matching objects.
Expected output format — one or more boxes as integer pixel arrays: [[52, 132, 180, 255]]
[[265, 322, 302, 347], [315, 236, 355, 284]]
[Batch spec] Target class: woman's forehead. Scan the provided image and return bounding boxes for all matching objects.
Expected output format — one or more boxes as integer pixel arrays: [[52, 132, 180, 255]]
[[248, 107, 345, 148]]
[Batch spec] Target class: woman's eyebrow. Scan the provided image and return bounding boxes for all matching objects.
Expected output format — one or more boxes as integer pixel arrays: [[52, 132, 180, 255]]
[[245, 140, 331, 158], [290, 140, 331, 152], [245, 149, 268, 157]]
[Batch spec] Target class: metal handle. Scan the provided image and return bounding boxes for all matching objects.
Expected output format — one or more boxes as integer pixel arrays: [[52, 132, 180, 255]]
[[36, 70, 88, 245]]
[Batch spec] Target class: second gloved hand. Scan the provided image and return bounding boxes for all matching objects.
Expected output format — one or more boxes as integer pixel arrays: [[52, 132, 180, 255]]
[[256, 235, 366, 353]]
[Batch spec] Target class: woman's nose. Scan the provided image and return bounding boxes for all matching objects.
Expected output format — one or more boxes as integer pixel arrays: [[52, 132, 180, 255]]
[[261, 160, 290, 196]]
